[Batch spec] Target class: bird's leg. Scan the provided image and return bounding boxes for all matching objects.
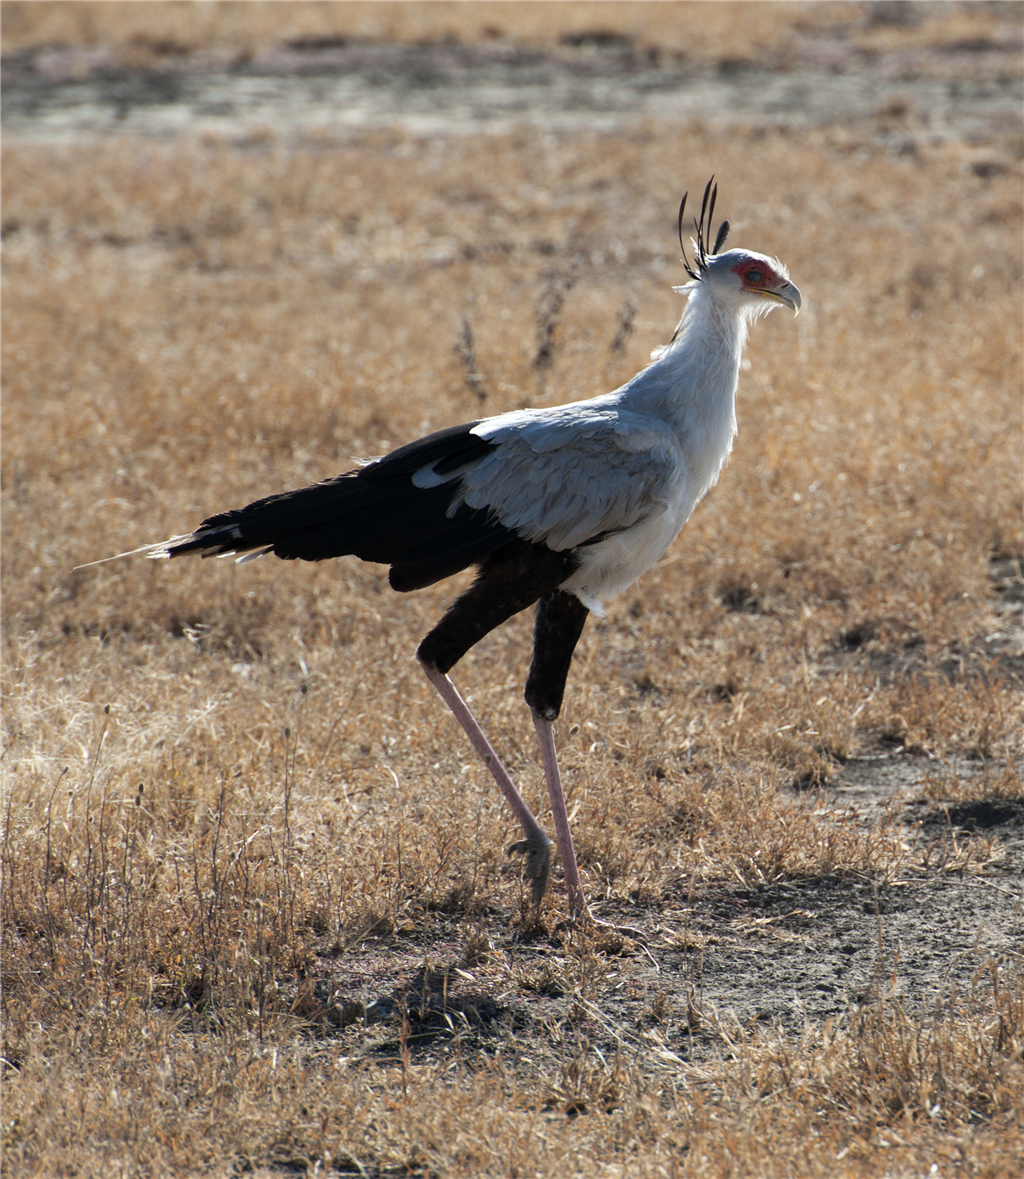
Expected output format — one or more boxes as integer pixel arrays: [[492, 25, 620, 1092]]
[[415, 544, 581, 910], [532, 709, 646, 945], [530, 708, 585, 918], [526, 592, 646, 938], [418, 658, 551, 906], [524, 590, 590, 918]]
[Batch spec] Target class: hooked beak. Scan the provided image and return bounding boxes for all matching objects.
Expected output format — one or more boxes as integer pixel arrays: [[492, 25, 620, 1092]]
[[764, 281, 801, 315]]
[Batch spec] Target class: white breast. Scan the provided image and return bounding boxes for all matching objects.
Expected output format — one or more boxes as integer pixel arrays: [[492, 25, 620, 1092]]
[[562, 376, 737, 611]]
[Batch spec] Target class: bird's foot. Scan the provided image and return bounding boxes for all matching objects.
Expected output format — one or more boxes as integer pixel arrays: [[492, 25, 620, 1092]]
[[559, 908, 647, 943], [507, 834, 551, 909]]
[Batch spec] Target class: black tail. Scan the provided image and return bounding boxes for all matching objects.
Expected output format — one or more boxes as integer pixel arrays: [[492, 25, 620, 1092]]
[[160, 422, 521, 592]]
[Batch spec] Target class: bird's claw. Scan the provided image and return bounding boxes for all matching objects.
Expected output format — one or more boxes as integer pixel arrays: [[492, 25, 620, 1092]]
[[507, 836, 551, 908]]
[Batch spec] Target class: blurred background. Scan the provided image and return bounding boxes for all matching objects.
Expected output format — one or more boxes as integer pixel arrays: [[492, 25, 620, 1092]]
[[4, 1, 1022, 145]]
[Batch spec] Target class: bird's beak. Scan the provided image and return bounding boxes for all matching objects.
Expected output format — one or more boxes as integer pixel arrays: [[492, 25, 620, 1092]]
[[764, 281, 801, 315]]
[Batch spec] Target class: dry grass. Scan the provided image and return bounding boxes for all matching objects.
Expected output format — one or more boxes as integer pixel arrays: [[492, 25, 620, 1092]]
[[2, 33, 1023, 1179], [4, 994, 1023, 1178], [3, 0, 1019, 74], [0, 0, 830, 61]]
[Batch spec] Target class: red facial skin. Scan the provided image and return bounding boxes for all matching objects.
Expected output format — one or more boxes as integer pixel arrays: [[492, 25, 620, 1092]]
[[731, 257, 782, 291]]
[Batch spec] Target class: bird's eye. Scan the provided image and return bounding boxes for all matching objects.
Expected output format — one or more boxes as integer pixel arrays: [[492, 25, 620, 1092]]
[[745, 269, 763, 284]]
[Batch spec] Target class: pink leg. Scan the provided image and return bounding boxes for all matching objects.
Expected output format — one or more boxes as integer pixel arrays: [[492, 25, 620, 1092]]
[[419, 658, 551, 907], [531, 711, 586, 918], [532, 715, 648, 942]]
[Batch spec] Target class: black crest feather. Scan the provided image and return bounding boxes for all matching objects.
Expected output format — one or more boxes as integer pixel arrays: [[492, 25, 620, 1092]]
[[678, 177, 729, 280]]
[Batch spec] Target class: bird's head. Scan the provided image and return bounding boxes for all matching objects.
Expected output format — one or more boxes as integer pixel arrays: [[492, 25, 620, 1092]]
[[701, 248, 801, 319], [674, 179, 801, 320]]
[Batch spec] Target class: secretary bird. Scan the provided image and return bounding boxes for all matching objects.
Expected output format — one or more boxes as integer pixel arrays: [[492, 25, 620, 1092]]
[[96, 181, 799, 922]]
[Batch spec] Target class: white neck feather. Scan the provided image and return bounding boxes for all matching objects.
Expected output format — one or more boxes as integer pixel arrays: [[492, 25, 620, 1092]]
[[621, 282, 746, 440]]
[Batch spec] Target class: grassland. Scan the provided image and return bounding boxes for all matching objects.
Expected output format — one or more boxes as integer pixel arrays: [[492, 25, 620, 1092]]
[[3, 5, 1023, 1178], [3, 0, 1008, 69]]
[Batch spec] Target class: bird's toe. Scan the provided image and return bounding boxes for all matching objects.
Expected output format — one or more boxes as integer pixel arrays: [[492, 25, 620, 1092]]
[[507, 836, 551, 906]]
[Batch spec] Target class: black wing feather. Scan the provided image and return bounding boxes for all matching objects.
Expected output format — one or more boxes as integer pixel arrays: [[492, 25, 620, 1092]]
[[163, 422, 523, 591]]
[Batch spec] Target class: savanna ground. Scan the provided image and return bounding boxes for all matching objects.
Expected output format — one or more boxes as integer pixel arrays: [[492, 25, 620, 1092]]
[[2, 3, 1023, 1177]]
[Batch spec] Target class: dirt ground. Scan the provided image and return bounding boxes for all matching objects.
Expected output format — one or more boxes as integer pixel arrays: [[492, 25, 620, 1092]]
[[251, 744, 1024, 1083]]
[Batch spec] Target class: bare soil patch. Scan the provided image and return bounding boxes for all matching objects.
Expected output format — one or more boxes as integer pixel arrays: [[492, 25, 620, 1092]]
[[308, 812, 1023, 1068]]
